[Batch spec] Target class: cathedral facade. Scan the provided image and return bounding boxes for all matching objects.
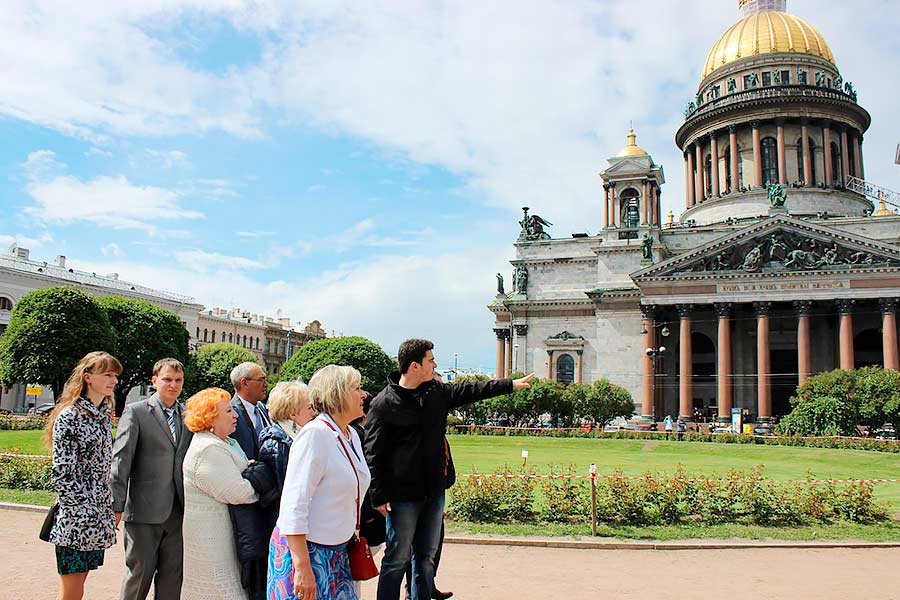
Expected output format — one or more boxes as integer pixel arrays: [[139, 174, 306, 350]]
[[488, 0, 900, 424]]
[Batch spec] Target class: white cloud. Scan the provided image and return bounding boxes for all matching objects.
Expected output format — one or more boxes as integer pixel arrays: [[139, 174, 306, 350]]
[[101, 243, 124, 257], [0, 232, 53, 251], [21, 150, 67, 181], [145, 149, 189, 169], [175, 249, 265, 272]]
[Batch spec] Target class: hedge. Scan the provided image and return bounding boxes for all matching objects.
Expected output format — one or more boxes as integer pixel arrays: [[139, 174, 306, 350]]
[[0, 454, 52, 490], [447, 466, 888, 527], [0, 414, 48, 430], [450, 425, 900, 453]]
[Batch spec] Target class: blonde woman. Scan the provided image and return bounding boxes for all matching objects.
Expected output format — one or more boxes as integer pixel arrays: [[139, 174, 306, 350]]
[[276, 366, 369, 600], [181, 388, 258, 600], [47, 351, 122, 600]]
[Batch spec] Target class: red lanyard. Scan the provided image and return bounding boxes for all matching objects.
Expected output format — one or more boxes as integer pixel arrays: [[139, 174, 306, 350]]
[[321, 418, 361, 532]]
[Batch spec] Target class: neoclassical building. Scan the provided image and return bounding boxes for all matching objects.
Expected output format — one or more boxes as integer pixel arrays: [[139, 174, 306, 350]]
[[489, 0, 899, 424]]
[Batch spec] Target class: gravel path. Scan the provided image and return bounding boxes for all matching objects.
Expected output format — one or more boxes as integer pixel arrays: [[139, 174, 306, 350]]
[[2, 508, 896, 600]]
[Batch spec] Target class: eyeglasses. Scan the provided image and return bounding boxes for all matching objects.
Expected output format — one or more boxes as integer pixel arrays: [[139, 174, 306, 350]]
[[244, 377, 268, 383]]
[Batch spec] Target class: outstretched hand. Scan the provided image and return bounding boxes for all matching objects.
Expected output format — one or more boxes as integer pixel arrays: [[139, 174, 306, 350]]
[[512, 373, 536, 389]]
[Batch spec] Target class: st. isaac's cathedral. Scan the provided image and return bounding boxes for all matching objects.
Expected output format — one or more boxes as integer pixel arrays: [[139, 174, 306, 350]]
[[489, 0, 900, 425]]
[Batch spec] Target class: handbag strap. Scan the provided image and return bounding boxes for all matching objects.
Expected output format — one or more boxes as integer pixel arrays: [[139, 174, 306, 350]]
[[321, 417, 361, 532]]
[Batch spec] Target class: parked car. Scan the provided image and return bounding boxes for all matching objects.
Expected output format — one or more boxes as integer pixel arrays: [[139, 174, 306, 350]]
[[874, 423, 896, 440], [27, 403, 55, 416]]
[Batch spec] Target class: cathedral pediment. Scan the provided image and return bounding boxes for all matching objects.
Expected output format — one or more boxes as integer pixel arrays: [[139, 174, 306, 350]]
[[632, 215, 900, 280], [601, 156, 654, 177]]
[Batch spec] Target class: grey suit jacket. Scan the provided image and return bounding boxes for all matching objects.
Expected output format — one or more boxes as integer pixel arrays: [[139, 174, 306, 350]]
[[111, 393, 193, 524]]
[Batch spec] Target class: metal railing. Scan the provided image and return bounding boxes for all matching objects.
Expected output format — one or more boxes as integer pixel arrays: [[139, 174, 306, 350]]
[[685, 85, 859, 121], [847, 176, 900, 212]]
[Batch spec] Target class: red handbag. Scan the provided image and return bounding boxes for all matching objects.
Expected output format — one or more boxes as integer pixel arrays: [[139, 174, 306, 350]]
[[323, 418, 379, 581]]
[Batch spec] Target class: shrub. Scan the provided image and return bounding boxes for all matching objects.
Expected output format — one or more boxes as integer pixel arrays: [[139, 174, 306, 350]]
[[0, 455, 52, 490], [280, 337, 395, 393], [447, 468, 535, 522], [183, 343, 259, 397], [540, 466, 591, 523], [0, 414, 48, 430]]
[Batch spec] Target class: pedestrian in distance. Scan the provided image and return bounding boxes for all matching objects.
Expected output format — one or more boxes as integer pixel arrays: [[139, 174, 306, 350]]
[[364, 338, 534, 600], [181, 388, 259, 600], [111, 358, 192, 600], [676, 417, 687, 441], [277, 365, 370, 600], [229, 362, 271, 460], [47, 351, 123, 600], [663, 415, 674, 440]]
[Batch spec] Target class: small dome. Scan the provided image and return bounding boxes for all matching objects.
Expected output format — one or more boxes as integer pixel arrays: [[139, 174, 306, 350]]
[[702, 11, 835, 80], [616, 128, 648, 157]]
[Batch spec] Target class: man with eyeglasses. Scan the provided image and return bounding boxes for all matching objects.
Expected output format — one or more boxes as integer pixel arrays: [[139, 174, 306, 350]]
[[229, 361, 271, 460]]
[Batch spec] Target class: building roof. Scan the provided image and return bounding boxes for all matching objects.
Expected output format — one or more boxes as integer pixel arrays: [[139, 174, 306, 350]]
[[702, 10, 834, 80], [615, 128, 649, 158]]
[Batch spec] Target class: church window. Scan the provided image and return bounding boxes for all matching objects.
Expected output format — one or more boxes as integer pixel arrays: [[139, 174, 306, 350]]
[[211, 330, 216, 343], [780, 70, 790, 85], [620, 189, 640, 230], [0, 297, 13, 311], [221, 331, 226, 342], [556, 354, 575, 385], [724, 145, 744, 190], [847, 141, 856, 178], [203, 328, 208, 342], [830, 141, 842, 185], [796, 137, 817, 185], [761, 137, 778, 185], [762, 71, 772, 86], [229, 333, 233, 343], [704, 155, 713, 196]]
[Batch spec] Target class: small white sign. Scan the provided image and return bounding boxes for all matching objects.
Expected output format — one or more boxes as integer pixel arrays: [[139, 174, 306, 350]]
[[521, 450, 529, 458]]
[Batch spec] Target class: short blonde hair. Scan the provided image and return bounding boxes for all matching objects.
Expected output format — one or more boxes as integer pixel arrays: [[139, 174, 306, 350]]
[[184, 388, 231, 433], [308, 365, 361, 415], [267, 381, 311, 422]]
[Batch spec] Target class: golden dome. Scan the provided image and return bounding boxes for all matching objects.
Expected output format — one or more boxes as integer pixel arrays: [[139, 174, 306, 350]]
[[702, 11, 835, 80], [616, 128, 649, 157]]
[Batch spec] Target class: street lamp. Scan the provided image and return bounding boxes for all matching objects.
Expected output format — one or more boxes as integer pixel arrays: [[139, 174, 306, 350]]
[[513, 343, 519, 374], [453, 352, 459, 372]]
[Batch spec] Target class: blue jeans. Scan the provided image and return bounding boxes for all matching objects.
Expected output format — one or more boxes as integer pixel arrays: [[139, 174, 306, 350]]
[[376, 492, 445, 600]]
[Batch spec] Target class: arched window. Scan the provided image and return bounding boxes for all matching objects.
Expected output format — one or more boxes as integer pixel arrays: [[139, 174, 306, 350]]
[[556, 354, 575, 385], [847, 141, 856, 178], [830, 141, 842, 186], [620, 189, 640, 229], [761, 137, 778, 185], [704, 154, 712, 197], [221, 331, 226, 342], [266, 340, 271, 353], [203, 328, 208, 342], [242, 335, 247, 347], [724, 145, 744, 191], [229, 333, 233, 343], [796, 137, 817, 185], [196, 327, 200, 339], [0, 297, 12, 311], [211, 330, 216, 343], [256, 337, 260, 350]]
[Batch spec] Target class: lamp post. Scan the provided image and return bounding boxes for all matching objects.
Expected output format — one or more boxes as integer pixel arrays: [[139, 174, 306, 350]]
[[453, 352, 459, 373], [641, 320, 670, 422], [513, 343, 519, 375]]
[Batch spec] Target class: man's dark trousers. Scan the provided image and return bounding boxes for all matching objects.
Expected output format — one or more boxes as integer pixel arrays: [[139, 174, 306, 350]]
[[121, 503, 184, 599], [377, 492, 445, 600]]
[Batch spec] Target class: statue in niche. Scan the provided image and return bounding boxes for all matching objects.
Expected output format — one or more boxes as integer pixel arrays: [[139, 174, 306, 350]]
[[773, 70, 782, 85], [742, 245, 763, 272], [641, 233, 654, 261], [844, 82, 857, 100], [518, 207, 552, 241], [496, 273, 505, 294], [815, 71, 826, 87], [714, 251, 732, 270], [834, 74, 843, 90], [684, 101, 696, 119], [696, 93, 704, 106], [706, 87, 715, 102], [727, 78, 737, 93], [513, 265, 529, 294], [767, 183, 787, 208], [798, 68, 808, 85], [747, 72, 759, 88]]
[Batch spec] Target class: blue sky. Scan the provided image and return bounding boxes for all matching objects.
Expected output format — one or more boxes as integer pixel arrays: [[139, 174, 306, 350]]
[[1, 0, 898, 373]]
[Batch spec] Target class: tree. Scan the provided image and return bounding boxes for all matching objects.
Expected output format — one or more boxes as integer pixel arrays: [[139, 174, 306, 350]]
[[280, 336, 395, 392], [777, 367, 900, 436], [0, 287, 115, 398], [184, 343, 259, 398], [449, 374, 491, 424], [98, 296, 190, 415], [573, 379, 634, 428]]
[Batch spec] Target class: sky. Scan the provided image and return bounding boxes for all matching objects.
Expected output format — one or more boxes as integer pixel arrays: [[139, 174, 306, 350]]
[[1, 0, 898, 373]]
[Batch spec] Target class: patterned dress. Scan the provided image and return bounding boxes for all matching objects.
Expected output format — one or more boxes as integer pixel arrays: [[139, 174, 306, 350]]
[[49, 397, 116, 553]]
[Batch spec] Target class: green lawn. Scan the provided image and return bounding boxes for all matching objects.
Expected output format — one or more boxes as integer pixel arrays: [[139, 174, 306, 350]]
[[446, 434, 900, 512], [0, 430, 49, 455]]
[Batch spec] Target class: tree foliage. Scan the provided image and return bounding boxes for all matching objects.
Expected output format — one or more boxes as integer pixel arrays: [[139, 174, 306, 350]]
[[184, 343, 259, 398], [777, 367, 900, 436], [280, 336, 395, 392], [98, 296, 190, 415], [0, 287, 115, 397], [570, 379, 634, 428]]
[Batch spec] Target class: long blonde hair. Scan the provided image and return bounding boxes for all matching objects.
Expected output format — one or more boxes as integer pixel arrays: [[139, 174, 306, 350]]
[[45, 351, 122, 442]]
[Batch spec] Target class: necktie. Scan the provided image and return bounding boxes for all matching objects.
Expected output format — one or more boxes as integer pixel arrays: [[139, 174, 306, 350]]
[[253, 406, 266, 434], [165, 407, 178, 442]]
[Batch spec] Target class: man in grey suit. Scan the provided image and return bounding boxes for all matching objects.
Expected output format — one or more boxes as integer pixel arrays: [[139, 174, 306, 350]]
[[111, 358, 193, 600], [229, 361, 270, 460]]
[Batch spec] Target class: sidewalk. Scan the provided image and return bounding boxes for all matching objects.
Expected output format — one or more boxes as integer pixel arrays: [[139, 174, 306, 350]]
[[3, 505, 899, 599]]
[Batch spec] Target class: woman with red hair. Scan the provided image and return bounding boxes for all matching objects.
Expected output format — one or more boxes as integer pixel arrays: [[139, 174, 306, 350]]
[[181, 388, 258, 600]]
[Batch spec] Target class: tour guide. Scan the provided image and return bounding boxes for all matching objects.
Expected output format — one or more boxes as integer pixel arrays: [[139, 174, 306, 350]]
[[364, 338, 534, 600]]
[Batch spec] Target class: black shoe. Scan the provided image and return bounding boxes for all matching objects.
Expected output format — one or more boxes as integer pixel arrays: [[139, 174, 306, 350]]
[[432, 587, 453, 600]]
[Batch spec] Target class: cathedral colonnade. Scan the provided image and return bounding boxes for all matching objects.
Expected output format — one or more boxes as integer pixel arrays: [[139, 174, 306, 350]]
[[639, 297, 900, 422]]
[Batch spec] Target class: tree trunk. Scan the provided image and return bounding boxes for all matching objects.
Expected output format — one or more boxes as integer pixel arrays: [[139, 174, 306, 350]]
[[114, 386, 131, 417]]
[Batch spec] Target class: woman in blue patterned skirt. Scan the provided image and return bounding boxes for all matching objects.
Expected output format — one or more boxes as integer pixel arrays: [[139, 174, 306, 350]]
[[276, 365, 370, 600]]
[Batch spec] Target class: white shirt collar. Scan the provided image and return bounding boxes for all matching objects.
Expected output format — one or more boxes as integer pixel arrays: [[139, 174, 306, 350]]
[[237, 395, 258, 416]]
